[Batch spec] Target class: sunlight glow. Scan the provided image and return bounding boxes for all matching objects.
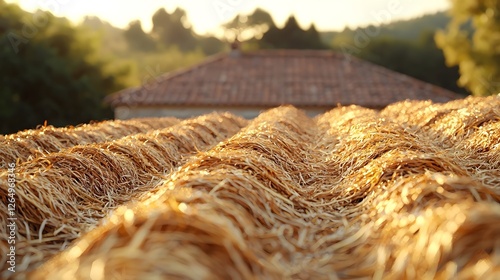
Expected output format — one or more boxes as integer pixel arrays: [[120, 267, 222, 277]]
[[5, 0, 450, 34]]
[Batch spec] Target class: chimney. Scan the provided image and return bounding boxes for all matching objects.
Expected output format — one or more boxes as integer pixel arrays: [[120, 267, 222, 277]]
[[230, 39, 241, 58]]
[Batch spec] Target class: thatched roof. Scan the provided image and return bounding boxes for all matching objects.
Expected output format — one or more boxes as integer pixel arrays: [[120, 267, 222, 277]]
[[2, 96, 500, 279]]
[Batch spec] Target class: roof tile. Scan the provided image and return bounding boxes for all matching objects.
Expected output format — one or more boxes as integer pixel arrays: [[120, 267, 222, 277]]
[[107, 50, 460, 108]]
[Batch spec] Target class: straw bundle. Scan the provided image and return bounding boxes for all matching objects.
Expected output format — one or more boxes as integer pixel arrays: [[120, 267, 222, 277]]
[[434, 101, 500, 191], [29, 104, 500, 279], [440, 95, 500, 110], [30, 106, 325, 278], [35, 172, 497, 280], [0, 113, 247, 276], [381, 96, 500, 191], [425, 106, 500, 146], [0, 97, 493, 279], [0, 117, 179, 167], [382, 101, 454, 131], [32, 188, 285, 279], [306, 172, 500, 278], [315, 105, 379, 133], [381, 96, 500, 137], [441, 112, 500, 191]]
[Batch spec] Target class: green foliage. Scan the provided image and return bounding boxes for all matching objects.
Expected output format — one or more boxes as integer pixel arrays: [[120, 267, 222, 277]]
[[305, 24, 324, 48], [354, 33, 465, 94], [0, 1, 131, 134], [320, 31, 339, 46], [124, 20, 156, 52], [1, 1, 477, 135], [260, 16, 327, 49], [330, 12, 467, 94], [247, 8, 275, 27], [152, 8, 197, 51], [326, 12, 455, 48], [81, 16, 129, 55], [126, 47, 206, 86], [436, 0, 500, 96], [222, 8, 275, 41], [223, 9, 326, 49], [78, 10, 224, 86], [198, 36, 226, 55], [376, 12, 451, 41]]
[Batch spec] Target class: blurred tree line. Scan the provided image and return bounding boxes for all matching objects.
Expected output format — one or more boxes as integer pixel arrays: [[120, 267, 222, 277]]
[[0, 0, 129, 134], [225, 9, 468, 95], [122, 8, 226, 55], [0, 3, 220, 134], [327, 12, 469, 95], [222, 8, 326, 49], [82, 14, 209, 87], [3, 2, 495, 134]]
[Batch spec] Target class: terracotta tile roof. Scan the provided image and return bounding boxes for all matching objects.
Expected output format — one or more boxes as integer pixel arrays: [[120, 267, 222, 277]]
[[106, 50, 460, 108]]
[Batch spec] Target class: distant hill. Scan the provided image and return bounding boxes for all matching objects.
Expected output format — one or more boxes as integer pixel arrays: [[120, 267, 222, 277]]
[[321, 11, 470, 95], [321, 11, 452, 46], [373, 11, 450, 41]]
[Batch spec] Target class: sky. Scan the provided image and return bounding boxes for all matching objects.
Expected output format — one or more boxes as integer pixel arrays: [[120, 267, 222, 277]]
[[6, 0, 450, 35]]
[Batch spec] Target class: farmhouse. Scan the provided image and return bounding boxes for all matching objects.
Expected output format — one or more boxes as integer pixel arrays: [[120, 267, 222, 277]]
[[106, 49, 459, 119]]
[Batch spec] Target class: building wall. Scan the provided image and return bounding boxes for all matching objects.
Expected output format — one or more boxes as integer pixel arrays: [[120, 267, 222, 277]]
[[114, 106, 332, 120]]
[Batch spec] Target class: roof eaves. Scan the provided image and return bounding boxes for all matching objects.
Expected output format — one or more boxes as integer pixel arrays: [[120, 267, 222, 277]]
[[104, 86, 139, 106]]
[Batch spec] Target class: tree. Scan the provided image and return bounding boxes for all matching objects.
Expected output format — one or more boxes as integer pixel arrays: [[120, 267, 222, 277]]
[[355, 33, 465, 94], [281, 15, 302, 43], [329, 13, 467, 94], [152, 7, 197, 51], [260, 16, 327, 49], [222, 8, 275, 41], [305, 24, 325, 49], [0, 1, 130, 134], [81, 16, 129, 55], [436, 0, 500, 96], [198, 36, 225, 55], [124, 20, 156, 52]]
